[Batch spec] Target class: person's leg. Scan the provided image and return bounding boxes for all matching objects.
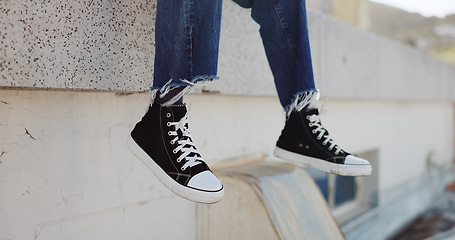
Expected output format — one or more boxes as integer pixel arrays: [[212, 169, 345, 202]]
[[239, 0, 317, 110], [128, 0, 224, 203], [233, 0, 371, 176], [152, 0, 222, 106]]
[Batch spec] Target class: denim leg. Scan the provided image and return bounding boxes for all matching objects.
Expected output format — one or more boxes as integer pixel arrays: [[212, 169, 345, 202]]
[[152, 0, 223, 105], [232, 0, 255, 8], [237, 0, 317, 110]]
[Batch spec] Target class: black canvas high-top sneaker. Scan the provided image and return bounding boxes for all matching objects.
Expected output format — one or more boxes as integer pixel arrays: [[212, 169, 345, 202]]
[[274, 108, 372, 176], [127, 102, 224, 203]]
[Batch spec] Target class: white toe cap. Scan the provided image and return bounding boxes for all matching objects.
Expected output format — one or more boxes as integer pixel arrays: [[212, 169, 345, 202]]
[[188, 170, 223, 191], [345, 155, 370, 165]]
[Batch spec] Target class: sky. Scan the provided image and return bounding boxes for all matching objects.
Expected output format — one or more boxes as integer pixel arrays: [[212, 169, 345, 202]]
[[371, 0, 455, 18]]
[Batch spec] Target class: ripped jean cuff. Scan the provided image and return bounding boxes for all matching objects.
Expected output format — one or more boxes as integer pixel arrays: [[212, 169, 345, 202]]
[[284, 90, 319, 118], [150, 75, 219, 107]]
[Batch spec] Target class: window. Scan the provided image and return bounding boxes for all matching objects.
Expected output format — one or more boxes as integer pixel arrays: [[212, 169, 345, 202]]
[[306, 149, 379, 225]]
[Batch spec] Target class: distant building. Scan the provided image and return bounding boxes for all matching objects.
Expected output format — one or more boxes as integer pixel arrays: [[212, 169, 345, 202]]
[[308, 0, 370, 30]]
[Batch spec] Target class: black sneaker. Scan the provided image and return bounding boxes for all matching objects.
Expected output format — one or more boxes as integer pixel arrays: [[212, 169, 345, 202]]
[[127, 102, 224, 203], [274, 108, 372, 176]]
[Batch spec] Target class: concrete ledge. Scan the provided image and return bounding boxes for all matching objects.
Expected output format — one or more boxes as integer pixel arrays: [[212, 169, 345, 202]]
[[0, 0, 156, 91], [1, 1, 454, 102], [342, 165, 455, 240], [199, 161, 345, 240]]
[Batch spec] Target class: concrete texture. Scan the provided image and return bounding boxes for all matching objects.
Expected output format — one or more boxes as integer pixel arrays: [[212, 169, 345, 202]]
[[0, 90, 196, 239], [0, 90, 282, 239], [201, 162, 345, 240], [203, 2, 276, 97], [0, 89, 453, 239], [0, 0, 156, 91], [342, 167, 454, 240], [1, 0, 455, 239], [317, 100, 454, 192], [1, 1, 454, 103]]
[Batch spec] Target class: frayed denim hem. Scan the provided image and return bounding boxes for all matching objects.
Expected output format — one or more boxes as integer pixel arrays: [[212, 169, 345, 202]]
[[150, 75, 219, 107], [284, 90, 319, 119]]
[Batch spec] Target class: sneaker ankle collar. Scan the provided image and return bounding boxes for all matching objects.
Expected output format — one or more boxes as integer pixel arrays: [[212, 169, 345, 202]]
[[285, 91, 319, 118]]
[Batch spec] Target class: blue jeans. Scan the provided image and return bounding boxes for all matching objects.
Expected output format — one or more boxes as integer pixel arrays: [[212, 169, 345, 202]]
[[153, 0, 317, 110]]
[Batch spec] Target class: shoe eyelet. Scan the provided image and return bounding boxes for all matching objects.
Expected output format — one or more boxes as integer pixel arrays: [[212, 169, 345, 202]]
[[322, 142, 326, 145], [170, 140, 175, 145], [309, 123, 313, 127], [328, 147, 333, 150], [176, 158, 181, 162], [181, 167, 185, 171], [306, 116, 310, 120], [166, 113, 171, 118], [168, 131, 172, 136], [312, 130, 317, 134], [167, 122, 171, 127], [317, 136, 321, 140], [173, 149, 177, 154]]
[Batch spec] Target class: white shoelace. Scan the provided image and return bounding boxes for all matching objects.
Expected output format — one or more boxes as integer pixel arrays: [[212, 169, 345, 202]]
[[167, 112, 203, 171], [307, 114, 343, 155]]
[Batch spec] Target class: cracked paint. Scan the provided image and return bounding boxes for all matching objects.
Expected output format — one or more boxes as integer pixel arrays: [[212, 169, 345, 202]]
[[34, 225, 43, 240], [0, 151, 5, 163], [24, 128, 36, 140], [22, 186, 31, 196], [1, 89, 193, 239], [24, 128, 43, 141]]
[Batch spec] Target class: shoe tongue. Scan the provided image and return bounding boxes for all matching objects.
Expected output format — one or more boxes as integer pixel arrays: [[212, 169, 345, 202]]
[[304, 108, 319, 116], [169, 104, 187, 120], [168, 104, 202, 159]]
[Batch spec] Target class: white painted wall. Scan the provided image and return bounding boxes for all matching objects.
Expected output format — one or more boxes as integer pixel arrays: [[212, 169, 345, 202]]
[[0, 91, 197, 239], [0, 90, 453, 239], [318, 99, 454, 193]]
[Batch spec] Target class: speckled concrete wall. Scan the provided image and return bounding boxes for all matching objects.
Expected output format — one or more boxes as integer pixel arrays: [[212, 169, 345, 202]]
[[1, 1, 454, 102], [0, 0, 156, 91]]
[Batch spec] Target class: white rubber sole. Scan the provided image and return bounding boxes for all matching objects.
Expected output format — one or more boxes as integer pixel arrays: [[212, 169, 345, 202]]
[[127, 134, 224, 204], [274, 147, 372, 176]]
